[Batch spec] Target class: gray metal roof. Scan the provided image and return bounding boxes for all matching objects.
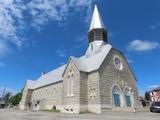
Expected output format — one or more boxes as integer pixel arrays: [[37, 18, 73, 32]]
[[26, 65, 66, 89], [26, 44, 112, 89], [71, 44, 112, 72]]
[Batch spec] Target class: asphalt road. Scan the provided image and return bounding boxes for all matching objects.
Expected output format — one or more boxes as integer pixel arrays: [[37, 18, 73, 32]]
[[0, 109, 160, 120]]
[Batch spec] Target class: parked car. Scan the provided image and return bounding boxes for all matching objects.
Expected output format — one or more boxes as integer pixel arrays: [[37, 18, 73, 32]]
[[150, 102, 160, 113]]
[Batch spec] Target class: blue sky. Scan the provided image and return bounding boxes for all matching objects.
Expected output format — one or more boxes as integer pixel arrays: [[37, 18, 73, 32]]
[[0, 0, 160, 96]]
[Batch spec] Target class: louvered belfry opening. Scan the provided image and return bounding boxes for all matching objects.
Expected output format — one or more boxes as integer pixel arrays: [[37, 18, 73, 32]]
[[88, 28, 107, 44]]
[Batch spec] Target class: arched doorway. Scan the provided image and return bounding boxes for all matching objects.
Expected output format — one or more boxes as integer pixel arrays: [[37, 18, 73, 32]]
[[112, 86, 122, 107], [124, 88, 132, 107]]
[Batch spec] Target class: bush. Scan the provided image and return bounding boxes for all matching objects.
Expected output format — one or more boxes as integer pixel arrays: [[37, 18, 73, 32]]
[[9, 93, 22, 106]]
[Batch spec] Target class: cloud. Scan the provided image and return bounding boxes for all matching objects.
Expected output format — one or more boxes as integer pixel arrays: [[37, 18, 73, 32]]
[[57, 49, 66, 58], [125, 54, 134, 64], [75, 35, 86, 43], [28, 0, 93, 30], [0, 86, 18, 96], [127, 58, 134, 63], [0, 0, 26, 47], [127, 39, 159, 52], [0, 0, 93, 49], [27, 0, 69, 30], [0, 41, 10, 57], [146, 85, 160, 89]]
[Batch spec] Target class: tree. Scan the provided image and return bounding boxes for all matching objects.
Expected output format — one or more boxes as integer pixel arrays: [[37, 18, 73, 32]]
[[145, 91, 150, 101], [9, 92, 22, 106], [4, 92, 12, 105]]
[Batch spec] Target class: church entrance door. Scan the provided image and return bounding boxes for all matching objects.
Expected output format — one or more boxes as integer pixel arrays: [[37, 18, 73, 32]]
[[113, 94, 121, 107], [125, 95, 131, 107]]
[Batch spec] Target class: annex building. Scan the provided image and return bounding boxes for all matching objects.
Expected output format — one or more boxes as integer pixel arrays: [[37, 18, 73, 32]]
[[19, 4, 140, 113]]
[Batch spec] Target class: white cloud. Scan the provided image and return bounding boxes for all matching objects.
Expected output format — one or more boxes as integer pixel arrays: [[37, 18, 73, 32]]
[[127, 39, 159, 52], [75, 35, 86, 42], [57, 49, 66, 58], [147, 85, 160, 89], [127, 58, 134, 63], [27, 0, 69, 30], [0, 86, 18, 96], [125, 54, 134, 64], [27, 0, 92, 30], [0, 0, 26, 47], [0, 0, 93, 49], [69, 0, 90, 7], [0, 41, 10, 57]]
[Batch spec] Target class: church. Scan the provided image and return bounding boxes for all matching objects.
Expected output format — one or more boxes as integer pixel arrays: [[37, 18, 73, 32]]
[[19, 4, 140, 113]]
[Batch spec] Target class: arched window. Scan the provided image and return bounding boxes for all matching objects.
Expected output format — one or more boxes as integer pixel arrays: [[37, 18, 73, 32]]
[[112, 86, 121, 107], [67, 72, 74, 97], [53, 88, 56, 98], [124, 88, 132, 107], [70, 74, 74, 96], [67, 75, 70, 97]]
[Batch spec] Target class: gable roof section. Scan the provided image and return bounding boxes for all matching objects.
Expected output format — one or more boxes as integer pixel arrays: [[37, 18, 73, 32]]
[[71, 44, 112, 73], [35, 65, 66, 88], [25, 44, 112, 89], [26, 65, 66, 89], [26, 80, 36, 89]]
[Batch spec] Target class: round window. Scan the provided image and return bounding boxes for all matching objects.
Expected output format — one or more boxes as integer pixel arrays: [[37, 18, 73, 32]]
[[113, 56, 123, 70]]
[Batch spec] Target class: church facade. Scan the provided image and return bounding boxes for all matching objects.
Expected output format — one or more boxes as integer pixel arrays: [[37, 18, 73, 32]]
[[19, 4, 140, 113]]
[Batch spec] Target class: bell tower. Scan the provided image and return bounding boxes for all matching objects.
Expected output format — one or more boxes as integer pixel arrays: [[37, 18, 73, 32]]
[[87, 4, 108, 53]]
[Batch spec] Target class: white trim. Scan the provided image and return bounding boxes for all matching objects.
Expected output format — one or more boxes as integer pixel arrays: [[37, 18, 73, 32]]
[[113, 55, 124, 71], [123, 86, 134, 107], [111, 84, 124, 107]]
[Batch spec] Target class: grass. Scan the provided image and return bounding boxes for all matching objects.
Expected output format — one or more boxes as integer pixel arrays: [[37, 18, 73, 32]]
[[41, 109, 60, 113]]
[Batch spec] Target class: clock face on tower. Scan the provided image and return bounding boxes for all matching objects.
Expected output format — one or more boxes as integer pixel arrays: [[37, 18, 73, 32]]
[[113, 56, 123, 70]]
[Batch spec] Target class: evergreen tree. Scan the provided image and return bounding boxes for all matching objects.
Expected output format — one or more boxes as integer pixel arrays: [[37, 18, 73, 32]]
[[145, 91, 150, 101], [9, 92, 22, 106]]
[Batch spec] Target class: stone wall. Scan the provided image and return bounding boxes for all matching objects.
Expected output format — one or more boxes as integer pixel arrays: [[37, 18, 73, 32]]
[[88, 71, 101, 113], [19, 85, 33, 110], [99, 48, 140, 111], [61, 59, 81, 113], [79, 72, 88, 112], [31, 81, 63, 111]]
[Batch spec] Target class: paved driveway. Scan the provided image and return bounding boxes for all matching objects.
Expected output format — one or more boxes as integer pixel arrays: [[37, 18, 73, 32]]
[[0, 109, 160, 120]]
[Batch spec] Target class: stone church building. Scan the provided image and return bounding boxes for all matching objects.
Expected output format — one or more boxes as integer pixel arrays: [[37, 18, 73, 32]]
[[19, 4, 140, 113]]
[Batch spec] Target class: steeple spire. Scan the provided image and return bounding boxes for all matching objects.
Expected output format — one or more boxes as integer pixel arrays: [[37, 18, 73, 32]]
[[88, 3, 108, 45], [89, 4, 105, 31]]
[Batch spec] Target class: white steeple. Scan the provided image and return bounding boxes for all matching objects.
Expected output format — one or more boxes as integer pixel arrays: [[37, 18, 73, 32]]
[[87, 3, 108, 54], [89, 4, 105, 31]]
